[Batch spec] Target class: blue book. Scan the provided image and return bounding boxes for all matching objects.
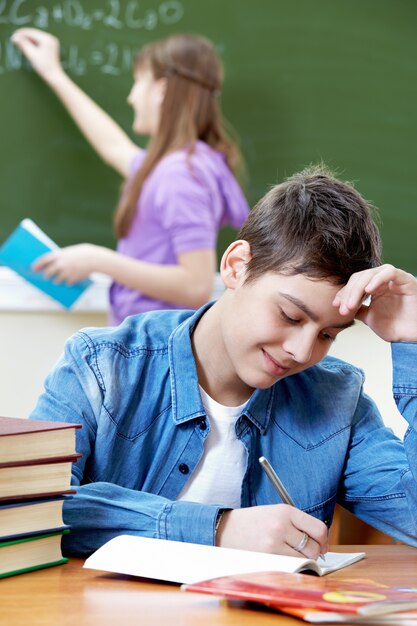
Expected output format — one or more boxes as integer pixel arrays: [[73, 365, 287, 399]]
[[0, 497, 69, 542], [0, 219, 92, 308]]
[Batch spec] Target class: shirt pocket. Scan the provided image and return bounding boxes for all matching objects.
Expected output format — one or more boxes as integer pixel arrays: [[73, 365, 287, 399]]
[[274, 362, 364, 450]]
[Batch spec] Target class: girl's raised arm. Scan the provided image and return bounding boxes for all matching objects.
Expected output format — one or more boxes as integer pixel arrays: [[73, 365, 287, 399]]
[[12, 28, 138, 178]]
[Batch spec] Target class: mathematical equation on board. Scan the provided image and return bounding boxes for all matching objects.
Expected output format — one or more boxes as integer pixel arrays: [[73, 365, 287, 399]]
[[0, 0, 184, 75]]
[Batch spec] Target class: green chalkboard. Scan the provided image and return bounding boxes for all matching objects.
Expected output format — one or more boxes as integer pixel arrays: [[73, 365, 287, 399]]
[[1, 0, 417, 271]]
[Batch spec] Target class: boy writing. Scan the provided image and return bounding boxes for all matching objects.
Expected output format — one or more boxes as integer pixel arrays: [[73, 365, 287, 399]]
[[29, 165, 417, 558]]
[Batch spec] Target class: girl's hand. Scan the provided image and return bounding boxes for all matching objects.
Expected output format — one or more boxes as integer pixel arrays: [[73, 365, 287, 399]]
[[11, 28, 63, 80], [33, 244, 113, 285], [333, 264, 417, 343]]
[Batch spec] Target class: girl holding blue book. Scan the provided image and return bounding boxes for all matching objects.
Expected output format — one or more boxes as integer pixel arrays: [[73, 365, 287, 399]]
[[12, 28, 249, 324]]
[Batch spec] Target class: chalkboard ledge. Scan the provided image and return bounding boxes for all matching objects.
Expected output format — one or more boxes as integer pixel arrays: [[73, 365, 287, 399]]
[[0, 267, 110, 313], [0, 269, 225, 313]]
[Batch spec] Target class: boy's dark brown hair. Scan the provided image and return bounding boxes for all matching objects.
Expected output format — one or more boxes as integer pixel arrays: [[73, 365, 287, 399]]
[[239, 164, 382, 285]]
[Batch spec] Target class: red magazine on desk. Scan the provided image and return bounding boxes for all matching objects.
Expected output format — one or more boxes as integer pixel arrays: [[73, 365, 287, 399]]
[[183, 571, 417, 620]]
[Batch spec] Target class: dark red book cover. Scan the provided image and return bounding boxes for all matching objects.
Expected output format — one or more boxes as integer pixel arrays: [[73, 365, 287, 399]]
[[0, 416, 82, 437], [0, 457, 80, 500], [0, 416, 82, 467], [0, 453, 82, 469]]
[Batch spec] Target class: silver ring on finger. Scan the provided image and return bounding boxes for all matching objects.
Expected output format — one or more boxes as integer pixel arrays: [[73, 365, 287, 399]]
[[293, 531, 308, 552]]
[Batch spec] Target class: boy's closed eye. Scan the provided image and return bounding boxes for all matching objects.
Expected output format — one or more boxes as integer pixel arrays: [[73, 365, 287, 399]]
[[279, 309, 300, 325], [279, 308, 347, 343]]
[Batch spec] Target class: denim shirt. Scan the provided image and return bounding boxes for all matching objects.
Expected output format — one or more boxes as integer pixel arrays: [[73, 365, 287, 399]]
[[29, 304, 417, 556]]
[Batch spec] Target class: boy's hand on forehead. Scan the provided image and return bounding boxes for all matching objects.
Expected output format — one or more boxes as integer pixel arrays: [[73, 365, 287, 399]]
[[333, 264, 417, 343]]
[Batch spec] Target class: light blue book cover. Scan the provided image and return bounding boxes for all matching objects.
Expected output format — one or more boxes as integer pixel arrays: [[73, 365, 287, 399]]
[[0, 219, 92, 308]]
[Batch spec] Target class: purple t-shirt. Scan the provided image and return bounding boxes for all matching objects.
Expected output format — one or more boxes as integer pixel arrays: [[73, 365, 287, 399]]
[[109, 141, 249, 324]]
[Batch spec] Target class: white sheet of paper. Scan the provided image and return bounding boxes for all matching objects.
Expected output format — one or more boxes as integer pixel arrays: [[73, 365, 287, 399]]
[[84, 535, 365, 584]]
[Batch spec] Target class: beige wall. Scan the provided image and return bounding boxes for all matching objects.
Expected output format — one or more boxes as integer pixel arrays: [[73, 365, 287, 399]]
[[0, 309, 406, 438], [0, 310, 106, 418], [329, 321, 406, 438]]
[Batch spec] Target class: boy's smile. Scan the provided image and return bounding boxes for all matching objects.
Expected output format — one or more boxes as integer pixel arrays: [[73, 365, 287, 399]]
[[261, 348, 291, 378], [193, 265, 356, 406]]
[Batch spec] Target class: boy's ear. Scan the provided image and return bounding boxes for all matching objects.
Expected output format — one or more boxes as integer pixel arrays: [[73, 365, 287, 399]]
[[220, 240, 252, 289]]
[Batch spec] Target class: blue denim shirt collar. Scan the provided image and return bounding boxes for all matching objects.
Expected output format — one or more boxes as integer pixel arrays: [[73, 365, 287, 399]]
[[244, 385, 276, 434], [169, 301, 274, 433], [168, 305, 206, 425]]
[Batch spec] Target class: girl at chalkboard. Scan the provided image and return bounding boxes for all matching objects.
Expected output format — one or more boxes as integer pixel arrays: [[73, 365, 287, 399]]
[[12, 28, 249, 325]]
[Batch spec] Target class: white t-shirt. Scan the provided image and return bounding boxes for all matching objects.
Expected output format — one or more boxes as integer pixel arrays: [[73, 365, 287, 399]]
[[177, 386, 248, 508]]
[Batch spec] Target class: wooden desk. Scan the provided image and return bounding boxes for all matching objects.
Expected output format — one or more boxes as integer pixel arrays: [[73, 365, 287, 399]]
[[2, 545, 417, 626]]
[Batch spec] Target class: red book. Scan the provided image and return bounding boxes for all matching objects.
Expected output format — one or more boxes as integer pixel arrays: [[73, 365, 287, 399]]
[[184, 571, 417, 621], [0, 416, 81, 501], [0, 416, 81, 464]]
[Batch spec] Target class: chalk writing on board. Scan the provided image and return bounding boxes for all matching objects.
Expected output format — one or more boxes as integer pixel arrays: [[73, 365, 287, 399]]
[[0, 0, 184, 75], [0, 0, 184, 30], [0, 37, 142, 76]]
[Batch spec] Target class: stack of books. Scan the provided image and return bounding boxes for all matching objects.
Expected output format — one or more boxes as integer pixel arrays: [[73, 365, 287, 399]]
[[0, 415, 81, 578]]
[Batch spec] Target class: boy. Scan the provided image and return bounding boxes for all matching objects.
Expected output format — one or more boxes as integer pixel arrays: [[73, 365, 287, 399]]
[[29, 165, 417, 558]]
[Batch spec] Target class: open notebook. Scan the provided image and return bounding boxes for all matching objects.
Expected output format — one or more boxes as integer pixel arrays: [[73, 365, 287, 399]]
[[84, 535, 365, 585]]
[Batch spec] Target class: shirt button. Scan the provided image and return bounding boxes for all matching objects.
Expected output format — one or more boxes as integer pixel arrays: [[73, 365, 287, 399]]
[[179, 463, 189, 474], [198, 418, 207, 430]]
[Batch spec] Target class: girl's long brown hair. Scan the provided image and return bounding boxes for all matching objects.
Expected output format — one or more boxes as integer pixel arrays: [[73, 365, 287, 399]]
[[114, 34, 244, 238]]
